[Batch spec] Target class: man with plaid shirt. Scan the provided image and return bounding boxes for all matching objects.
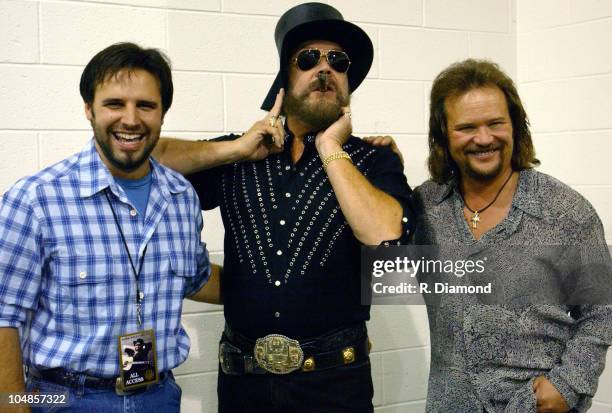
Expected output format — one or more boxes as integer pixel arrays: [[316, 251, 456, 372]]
[[0, 43, 220, 412]]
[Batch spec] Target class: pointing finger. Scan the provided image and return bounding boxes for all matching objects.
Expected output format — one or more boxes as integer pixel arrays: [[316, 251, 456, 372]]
[[267, 88, 285, 121]]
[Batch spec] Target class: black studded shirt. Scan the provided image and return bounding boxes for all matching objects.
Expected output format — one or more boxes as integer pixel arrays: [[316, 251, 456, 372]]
[[187, 131, 413, 339]]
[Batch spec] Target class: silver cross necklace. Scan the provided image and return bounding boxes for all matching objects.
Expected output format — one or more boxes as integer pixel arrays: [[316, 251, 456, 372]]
[[461, 171, 514, 229]]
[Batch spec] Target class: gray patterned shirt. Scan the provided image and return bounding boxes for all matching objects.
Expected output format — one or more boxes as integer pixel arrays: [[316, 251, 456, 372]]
[[412, 169, 612, 413]]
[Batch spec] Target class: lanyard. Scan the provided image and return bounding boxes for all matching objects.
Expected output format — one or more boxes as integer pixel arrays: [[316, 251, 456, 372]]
[[104, 189, 148, 327]]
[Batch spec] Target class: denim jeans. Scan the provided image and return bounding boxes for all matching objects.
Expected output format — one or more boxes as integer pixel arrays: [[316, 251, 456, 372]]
[[218, 358, 374, 413], [26, 371, 181, 413]]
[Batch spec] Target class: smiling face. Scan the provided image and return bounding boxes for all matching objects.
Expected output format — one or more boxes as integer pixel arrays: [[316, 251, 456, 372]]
[[284, 40, 350, 131], [445, 86, 514, 183], [85, 68, 163, 179]]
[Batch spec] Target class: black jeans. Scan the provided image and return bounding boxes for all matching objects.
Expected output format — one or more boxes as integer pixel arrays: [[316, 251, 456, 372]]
[[217, 358, 374, 413]]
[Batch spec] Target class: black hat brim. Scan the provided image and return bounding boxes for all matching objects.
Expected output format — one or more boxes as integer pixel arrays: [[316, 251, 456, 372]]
[[261, 19, 373, 111]]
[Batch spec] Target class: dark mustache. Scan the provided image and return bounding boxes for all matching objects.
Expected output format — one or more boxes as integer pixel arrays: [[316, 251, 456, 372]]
[[309, 77, 336, 92], [111, 130, 146, 135], [465, 145, 501, 153]]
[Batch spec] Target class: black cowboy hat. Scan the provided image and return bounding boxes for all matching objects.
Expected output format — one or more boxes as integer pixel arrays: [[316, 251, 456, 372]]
[[260, 2, 373, 111]]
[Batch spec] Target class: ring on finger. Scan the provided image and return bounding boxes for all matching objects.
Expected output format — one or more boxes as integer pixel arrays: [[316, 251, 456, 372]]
[[268, 116, 278, 127]]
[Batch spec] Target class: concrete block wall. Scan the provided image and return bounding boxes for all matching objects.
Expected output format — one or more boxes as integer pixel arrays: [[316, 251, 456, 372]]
[[517, 1, 612, 410], [1, 0, 610, 411]]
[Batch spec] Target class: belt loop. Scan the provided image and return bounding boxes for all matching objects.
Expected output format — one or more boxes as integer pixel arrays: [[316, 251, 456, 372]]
[[159, 370, 171, 387], [75, 373, 86, 397], [244, 356, 254, 374]]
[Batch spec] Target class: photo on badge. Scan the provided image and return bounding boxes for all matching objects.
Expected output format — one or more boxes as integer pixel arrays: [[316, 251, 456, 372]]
[[118, 329, 158, 391]]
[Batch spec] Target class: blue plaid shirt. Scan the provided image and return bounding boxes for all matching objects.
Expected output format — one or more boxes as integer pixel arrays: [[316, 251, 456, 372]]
[[0, 139, 210, 377]]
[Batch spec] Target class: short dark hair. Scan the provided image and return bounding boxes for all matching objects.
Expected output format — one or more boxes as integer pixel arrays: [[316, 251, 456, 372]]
[[428, 59, 539, 183], [79, 42, 173, 114]]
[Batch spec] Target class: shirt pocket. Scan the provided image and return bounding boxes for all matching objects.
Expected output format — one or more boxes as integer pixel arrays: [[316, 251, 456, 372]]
[[162, 250, 199, 298], [168, 250, 197, 278], [49, 255, 124, 333]]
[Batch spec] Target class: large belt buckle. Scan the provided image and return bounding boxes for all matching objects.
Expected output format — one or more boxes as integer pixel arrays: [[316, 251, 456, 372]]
[[254, 334, 304, 374]]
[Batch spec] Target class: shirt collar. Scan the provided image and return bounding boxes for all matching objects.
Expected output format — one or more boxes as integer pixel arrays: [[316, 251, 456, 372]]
[[283, 123, 317, 146], [149, 156, 189, 196], [77, 139, 113, 198], [435, 175, 457, 205], [77, 138, 188, 198], [435, 169, 543, 219], [511, 169, 542, 218]]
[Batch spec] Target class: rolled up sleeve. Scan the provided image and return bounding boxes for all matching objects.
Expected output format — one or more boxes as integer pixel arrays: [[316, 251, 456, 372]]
[[182, 193, 212, 297], [0, 186, 43, 328]]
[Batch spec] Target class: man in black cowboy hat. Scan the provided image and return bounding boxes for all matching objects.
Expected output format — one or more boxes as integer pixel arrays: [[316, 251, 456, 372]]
[[128, 339, 151, 372], [153, 3, 412, 411]]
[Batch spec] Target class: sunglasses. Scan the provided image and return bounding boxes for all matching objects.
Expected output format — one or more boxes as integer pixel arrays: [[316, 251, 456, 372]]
[[292, 49, 352, 73]]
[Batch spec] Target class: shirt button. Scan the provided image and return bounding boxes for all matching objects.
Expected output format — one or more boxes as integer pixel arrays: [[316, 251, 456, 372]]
[[280, 220, 286, 226], [79, 271, 87, 279], [276, 250, 283, 256], [130, 209, 137, 217], [402, 217, 408, 223], [274, 312, 280, 318], [384, 242, 390, 246], [275, 280, 281, 287], [285, 192, 291, 198], [285, 165, 291, 171]]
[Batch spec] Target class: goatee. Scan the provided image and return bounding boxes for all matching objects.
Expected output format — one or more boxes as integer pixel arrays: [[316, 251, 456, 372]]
[[461, 144, 507, 182], [284, 82, 350, 131], [464, 160, 504, 182]]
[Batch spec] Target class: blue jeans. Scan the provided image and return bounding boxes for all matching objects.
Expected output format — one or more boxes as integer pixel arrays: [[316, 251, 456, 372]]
[[26, 372, 181, 413]]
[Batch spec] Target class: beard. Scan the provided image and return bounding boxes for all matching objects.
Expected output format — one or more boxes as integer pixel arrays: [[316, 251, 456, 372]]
[[459, 144, 508, 182], [91, 118, 157, 174], [464, 161, 503, 182], [284, 80, 350, 131]]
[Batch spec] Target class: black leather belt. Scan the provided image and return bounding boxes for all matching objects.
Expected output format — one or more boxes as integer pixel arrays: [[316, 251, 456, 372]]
[[29, 367, 167, 392], [220, 323, 370, 375]]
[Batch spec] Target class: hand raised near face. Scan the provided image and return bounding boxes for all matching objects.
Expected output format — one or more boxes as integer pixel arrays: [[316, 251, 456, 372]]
[[314, 106, 352, 158], [236, 89, 286, 162]]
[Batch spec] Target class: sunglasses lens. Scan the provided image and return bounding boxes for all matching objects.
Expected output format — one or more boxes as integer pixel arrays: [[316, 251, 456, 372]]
[[327, 51, 351, 73], [296, 49, 321, 71]]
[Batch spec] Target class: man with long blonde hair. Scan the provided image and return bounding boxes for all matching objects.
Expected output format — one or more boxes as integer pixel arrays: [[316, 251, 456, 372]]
[[413, 59, 611, 413]]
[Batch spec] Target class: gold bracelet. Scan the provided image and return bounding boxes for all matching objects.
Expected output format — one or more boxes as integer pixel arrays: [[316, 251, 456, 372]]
[[322, 151, 352, 170]]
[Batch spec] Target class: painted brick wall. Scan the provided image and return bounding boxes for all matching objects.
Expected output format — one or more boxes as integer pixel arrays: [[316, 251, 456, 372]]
[[1, 0, 609, 411], [517, 1, 612, 410]]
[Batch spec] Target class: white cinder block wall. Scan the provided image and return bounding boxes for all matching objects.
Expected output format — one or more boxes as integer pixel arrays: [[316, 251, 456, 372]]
[[0, 0, 610, 411]]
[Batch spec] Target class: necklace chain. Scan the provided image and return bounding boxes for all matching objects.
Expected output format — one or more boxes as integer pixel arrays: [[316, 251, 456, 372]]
[[461, 171, 514, 229]]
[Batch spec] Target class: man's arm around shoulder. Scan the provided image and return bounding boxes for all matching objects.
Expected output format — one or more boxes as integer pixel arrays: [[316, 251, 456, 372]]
[[153, 138, 245, 176], [188, 264, 222, 305], [153, 91, 287, 176]]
